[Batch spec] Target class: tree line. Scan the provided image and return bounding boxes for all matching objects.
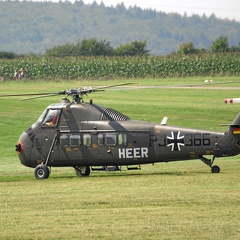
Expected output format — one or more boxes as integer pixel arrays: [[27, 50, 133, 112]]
[[1, 36, 239, 59], [45, 39, 149, 57], [177, 36, 240, 55], [1, 1, 240, 56]]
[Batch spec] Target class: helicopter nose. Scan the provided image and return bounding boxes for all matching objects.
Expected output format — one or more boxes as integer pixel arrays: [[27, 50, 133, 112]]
[[15, 142, 23, 153], [16, 131, 33, 167]]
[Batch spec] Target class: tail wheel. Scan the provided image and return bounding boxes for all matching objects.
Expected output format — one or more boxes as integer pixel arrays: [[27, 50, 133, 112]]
[[211, 165, 220, 173], [34, 164, 50, 179], [75, 166, 90, 177]]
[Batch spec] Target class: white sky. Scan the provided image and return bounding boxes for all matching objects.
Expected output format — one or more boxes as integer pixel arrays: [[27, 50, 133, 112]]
[[80, 0, 240, 22]]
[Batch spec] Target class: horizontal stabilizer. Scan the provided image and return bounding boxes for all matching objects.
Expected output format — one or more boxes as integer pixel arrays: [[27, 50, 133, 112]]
[[160, 117, 168, 125]]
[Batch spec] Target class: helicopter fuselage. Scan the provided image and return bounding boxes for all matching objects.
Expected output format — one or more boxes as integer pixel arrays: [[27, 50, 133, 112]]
[[16, 98, 240, 178]]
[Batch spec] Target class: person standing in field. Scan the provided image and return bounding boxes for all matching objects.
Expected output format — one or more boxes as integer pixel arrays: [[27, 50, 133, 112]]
[[19, 68, 24, 79], [13, 69, 18, 80]]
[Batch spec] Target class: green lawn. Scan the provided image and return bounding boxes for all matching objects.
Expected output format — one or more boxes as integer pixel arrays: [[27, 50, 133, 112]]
[[0, 77, 240, 239]]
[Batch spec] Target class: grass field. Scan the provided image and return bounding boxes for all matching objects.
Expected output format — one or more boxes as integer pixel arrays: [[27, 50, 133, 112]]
[[0, 77, 240, 239]]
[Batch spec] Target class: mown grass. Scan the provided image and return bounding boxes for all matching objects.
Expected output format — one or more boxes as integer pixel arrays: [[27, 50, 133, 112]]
[[0, 77, 240, 239]]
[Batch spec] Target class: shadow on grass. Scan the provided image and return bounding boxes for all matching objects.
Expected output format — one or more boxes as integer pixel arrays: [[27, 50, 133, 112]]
[[0, 167, 212, 182], [33, 170, 212, 180]]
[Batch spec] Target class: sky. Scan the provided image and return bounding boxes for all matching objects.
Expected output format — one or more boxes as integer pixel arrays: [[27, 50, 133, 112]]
[[80, 0, 240, 22]]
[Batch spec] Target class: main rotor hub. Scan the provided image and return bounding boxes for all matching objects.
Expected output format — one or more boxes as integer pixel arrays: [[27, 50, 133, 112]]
[[64, 87, 94, 103]]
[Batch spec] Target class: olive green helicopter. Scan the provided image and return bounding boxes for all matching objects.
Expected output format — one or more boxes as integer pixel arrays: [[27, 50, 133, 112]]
[[1, 82, 240, 179]]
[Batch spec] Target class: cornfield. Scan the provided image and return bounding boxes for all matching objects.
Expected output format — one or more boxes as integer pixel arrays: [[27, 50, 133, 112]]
[[1, 53, 240, 80]]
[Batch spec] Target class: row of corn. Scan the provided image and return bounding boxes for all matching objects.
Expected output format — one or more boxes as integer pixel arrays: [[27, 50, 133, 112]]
[[1, 53, 240, 80]]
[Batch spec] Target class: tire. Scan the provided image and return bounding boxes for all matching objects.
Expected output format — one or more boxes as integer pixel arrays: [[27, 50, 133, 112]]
[[211, 165, 220, 173], [34, 164, 50, 179], [75, 166, 90, 177]]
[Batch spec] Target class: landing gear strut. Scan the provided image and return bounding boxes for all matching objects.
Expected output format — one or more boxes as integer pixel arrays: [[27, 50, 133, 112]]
[[34, 131, 59, 179], [199, 155, 220, 173]]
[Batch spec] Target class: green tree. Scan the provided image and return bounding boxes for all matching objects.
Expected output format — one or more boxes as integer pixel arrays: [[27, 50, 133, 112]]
[[76, 38, 113, 56], [114, 41, 149, 56], [45, 38, 113, 57], [177, 42, 198, 55], [45, 43, 75, 57], [0, 51, 17, 59], [211, 36, 229, 52]]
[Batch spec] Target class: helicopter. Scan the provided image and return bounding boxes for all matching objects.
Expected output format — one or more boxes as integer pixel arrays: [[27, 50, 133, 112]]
[[1, 82, 240, 179]]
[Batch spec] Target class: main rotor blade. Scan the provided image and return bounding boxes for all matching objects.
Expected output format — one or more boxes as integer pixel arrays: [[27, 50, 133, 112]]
[[136, 81, 240, 89], [20, 93, 61, 101], [0, 91, 65, 97], [93, 82, 136, 90], [107, 81, 240, 91]]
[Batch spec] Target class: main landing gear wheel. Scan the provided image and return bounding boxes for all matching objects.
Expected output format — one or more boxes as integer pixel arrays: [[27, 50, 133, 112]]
[[199, 156, 220, 174], [211, 165, 220, 173], [34, 164, 50, 179], [75, 166, 90, 177]]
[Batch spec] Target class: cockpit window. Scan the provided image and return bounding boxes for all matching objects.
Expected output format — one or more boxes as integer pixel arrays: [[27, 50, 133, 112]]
[[37, 109, 47, 123], [42, 109, 60, 127]]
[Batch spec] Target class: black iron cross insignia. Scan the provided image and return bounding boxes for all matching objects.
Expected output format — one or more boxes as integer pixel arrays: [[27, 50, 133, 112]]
[[167, 131, 185, 151]]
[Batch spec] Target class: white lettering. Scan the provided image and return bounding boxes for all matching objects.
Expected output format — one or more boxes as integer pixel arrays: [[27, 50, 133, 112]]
[[126, 148, 133, 158], [133, 148, 141, 158], [141, 148, 148, 158], [118, 148, 148, 159], [118, 149, 125, 159]]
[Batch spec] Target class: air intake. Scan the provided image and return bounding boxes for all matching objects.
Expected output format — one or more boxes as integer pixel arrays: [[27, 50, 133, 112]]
[[101, 108, 130, 121]]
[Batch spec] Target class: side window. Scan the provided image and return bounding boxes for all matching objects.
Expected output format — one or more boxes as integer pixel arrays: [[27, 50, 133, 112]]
[[43, 109, 60, 127], [119, 133, 127, 145], [60, 134, 68, 146], [83, 134, 91, 146], [70, 134, 81, 147], [105, 133, 117, 146], [97, 133, 127, 146], [98, 134, 104, 146]]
